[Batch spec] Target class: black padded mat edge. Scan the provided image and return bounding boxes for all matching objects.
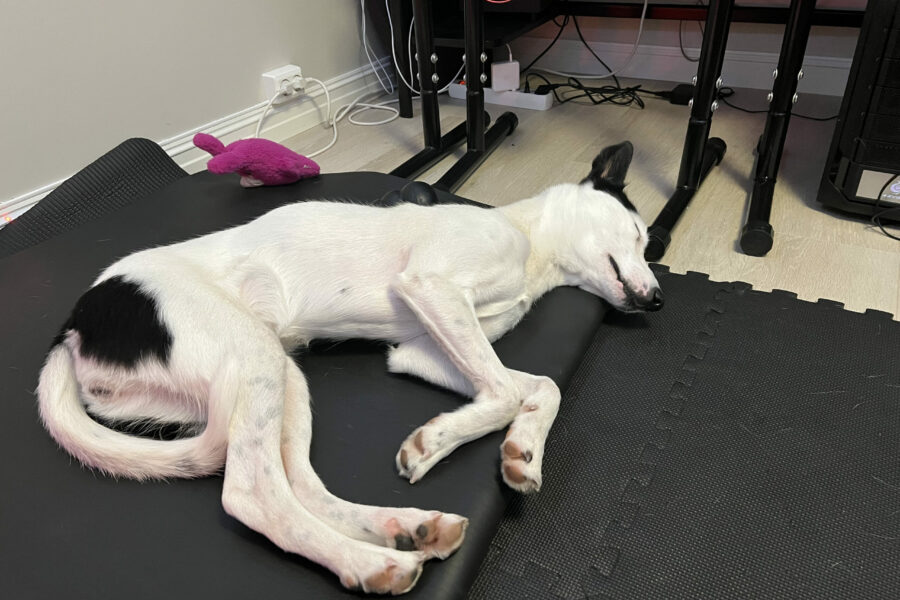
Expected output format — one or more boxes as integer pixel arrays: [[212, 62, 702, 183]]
[[470, 267, 900, 600], [0, 138, 187, 258]]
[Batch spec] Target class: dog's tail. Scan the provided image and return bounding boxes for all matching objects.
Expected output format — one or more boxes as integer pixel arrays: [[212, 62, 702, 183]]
[[36, 346, 231, 480]]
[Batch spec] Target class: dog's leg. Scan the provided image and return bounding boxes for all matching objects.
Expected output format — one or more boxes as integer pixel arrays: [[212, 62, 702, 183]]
[[280, 357, 468, 560], [387, 335, 474, 397], [220, 350, 425, 595], [498, 371, 560, 493], [390, 272, 556, 491], [389, 334, 560, 492]]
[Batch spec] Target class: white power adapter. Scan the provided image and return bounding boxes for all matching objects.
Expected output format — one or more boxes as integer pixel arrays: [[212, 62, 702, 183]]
[[491, 60, 520, 92]]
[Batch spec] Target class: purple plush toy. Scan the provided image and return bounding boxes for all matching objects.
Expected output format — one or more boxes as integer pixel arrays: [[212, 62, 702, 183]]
[[193, 132, 320, 188]]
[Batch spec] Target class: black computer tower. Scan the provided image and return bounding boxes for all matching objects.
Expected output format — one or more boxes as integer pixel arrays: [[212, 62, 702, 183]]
[[818, 0, 900, 220]]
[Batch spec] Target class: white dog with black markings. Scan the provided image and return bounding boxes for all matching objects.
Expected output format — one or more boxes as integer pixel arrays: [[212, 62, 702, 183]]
[[37, 141, 662, 595]]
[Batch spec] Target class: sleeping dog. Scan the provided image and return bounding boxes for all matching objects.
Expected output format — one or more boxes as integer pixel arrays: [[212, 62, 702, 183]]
[[37, 141, 662, 595]]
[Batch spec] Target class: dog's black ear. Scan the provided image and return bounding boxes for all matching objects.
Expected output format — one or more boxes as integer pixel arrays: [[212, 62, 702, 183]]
[[586, 141, 633, 188]]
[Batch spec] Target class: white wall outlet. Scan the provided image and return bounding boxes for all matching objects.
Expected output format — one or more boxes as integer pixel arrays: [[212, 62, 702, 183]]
[[262, 64, 303, 104]]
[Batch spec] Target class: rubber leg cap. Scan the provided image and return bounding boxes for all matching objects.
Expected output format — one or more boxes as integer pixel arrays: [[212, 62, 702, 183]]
[[740, 221, 774, 256]]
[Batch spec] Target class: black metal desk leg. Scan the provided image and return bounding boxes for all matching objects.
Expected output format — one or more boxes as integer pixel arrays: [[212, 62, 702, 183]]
[[434, 0, 518, 193], [390, 0, 516, 189], [740, 0, 817, 256], [389, 0, 470, 180], [388, 0, 414, 118], [412, 0, 440, 148], [464, 0, 487, 153], [645, 0, 735, 262]]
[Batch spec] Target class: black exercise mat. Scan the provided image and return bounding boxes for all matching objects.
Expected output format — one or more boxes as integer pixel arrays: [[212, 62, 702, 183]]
[[0, 138, 188, 258], [0, 157, 606, 599], [470, 267, 900, 599]]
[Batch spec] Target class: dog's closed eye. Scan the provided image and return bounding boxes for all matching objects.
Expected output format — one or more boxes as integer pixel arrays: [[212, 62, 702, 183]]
[[608, 255, 622, 283]]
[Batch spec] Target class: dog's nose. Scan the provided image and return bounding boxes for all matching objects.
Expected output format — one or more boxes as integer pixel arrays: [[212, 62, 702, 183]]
[[646, 288, 664, 311]]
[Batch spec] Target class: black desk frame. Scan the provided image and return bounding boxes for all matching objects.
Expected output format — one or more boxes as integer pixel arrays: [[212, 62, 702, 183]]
[[573, 2, 859, 258], [387, 0, 518, 193], [641, 0, 825, 259], [385, 1, 861, 256]]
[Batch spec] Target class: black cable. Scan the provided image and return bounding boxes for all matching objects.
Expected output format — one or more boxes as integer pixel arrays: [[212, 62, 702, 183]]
[[522, 14, 569, 73], [525, 72, 560, 101], [871, 176, 900, 241], [696, 0, 706, 36], [572, 15, 621, 88], [679, 0, 708, 62], [719, 96, 838, 121], [716, 87, 838, 121], [522, 8, 643, 107], [525, 73, 645, 108], [679, 21, 700, 63]]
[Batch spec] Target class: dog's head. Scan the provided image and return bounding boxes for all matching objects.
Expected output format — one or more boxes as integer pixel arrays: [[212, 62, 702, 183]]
[[550, 141, 663, 313]]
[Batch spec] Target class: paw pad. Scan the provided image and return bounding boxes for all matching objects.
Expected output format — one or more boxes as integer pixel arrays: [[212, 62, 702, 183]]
[[502, 440, 532, 463]]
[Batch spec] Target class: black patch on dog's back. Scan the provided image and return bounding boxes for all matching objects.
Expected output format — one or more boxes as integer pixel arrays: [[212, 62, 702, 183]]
[[52, 276, 173, 368]]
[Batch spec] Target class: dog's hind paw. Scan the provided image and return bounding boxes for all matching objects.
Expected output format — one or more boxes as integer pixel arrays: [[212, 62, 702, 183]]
[[501, 438, 542, 493], [340, 551, 425, 595], [385, 512, 468, 560]]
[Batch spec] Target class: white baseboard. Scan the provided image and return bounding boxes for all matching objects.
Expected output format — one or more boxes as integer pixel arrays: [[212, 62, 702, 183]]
[[512, 37, 852, 96], [162, 57, 396, 174], [1, 57, 394, 226]]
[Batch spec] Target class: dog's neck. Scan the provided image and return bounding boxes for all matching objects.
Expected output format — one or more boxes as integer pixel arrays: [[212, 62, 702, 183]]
[[498, 196, 569, 300]]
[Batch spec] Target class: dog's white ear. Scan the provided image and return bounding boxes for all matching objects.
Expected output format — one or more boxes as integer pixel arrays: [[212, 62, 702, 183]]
[[586, 141, 633, 188]]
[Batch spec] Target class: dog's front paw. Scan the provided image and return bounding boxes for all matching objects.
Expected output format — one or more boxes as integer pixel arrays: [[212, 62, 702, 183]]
[[501, 433, 542, 493], [395, 424, 450, 483], [385, 511, 468, 560], [340, 550, 425, 595]]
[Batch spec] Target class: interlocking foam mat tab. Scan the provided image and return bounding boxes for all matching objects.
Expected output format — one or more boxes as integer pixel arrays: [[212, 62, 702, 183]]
[[471, 266, 900, 600]]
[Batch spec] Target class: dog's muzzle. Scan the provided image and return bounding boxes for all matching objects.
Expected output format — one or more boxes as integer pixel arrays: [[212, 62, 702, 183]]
[[608, 256, 664, 312]]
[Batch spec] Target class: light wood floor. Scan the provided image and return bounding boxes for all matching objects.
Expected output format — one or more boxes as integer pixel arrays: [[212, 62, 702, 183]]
[[284, 81, 900, 319]]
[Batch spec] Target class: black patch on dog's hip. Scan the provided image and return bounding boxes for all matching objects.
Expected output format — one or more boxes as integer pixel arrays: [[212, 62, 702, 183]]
[[52, 275, 173, 368], [87, 412, 201, 440]]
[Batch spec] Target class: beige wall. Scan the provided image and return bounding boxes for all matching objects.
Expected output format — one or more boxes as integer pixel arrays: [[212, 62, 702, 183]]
[[0, 0, 390, 202]]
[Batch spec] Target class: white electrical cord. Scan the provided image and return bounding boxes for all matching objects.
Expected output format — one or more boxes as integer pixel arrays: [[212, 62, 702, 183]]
[[303, 83, 405, 159], [259, 1, 468, 159], [385, 0, 464, 95], [300, 61, 465, 160], [302, 77, 337, 158], [441, 62, 466, 91], [344, 96, 401, 127], [254, 82, 294, 139], [385, 0, 418, 93], [408, 18, 417, 91], [530, 0, 649, 80], [361, 0, 394, 95]]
